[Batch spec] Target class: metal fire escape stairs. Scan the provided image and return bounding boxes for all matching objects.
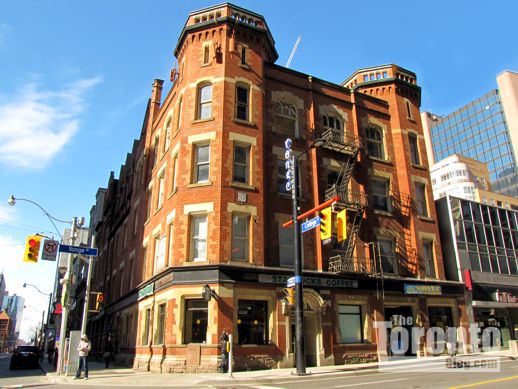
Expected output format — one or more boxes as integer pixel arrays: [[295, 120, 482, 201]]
[[318, 127, 366, 274]]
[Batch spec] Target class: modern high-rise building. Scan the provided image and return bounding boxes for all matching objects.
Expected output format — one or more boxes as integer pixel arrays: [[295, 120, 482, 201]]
[[436, 195, 518, 347], [422, 70, 518, 197]]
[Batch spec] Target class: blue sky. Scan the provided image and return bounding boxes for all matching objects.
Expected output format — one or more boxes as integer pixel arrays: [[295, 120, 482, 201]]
[[1, 0, 517, 340]]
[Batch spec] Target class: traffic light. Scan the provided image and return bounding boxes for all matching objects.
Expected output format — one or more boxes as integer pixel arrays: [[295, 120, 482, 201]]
[[284, 287, 295, 305], [320, 207, 332, 240], [23, 235, 42, 263], [336, 209, 347, 242], [95, 293, 105, 311]]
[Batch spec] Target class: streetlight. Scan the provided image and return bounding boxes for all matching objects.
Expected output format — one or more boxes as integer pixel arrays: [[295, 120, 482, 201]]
[[8, 195, 84, 375], [288, 138, 326, 375], [23, 283, 52, 361]]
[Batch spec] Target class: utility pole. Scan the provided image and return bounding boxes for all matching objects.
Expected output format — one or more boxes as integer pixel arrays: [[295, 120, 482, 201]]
[[57, 217, 78, 375], [80, 235, 96, 335]]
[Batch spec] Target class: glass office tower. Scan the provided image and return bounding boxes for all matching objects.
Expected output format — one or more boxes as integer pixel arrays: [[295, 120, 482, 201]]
[[422, 71, 518, 198], [429, 90, 518, 196]]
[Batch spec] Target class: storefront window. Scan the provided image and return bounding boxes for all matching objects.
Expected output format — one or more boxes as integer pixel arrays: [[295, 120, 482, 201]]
[[142, 308, 151, 345], [184, 299, 208, 344], [237, 300, 268, 345], [338, 305, 363, 343], [156, 303, 166, 344]]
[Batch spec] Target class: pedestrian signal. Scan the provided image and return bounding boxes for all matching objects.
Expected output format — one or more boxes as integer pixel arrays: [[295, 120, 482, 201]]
[[95, 293, 105, 311], [24, 235, 42, 263], [320, 207, 332, 240], [284, 287, 295, 305]]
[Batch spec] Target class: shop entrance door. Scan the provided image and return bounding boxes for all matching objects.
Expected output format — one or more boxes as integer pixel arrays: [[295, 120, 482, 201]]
[[385, 306, 415, 357]]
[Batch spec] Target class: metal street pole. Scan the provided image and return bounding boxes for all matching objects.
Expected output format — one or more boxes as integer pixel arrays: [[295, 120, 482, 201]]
[[43, 292, 52, 362], [57, 217, 77, 375], [291, 155, 306, 375], [80, 235, 96, 335]]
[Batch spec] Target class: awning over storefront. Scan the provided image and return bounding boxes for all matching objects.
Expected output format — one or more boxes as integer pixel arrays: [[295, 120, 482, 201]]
[[472, 300, 518, 308]]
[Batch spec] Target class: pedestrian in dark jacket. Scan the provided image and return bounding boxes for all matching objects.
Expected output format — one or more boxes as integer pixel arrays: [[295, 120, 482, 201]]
[[219, 331, 229, 373], [103, 338, 113, 368]]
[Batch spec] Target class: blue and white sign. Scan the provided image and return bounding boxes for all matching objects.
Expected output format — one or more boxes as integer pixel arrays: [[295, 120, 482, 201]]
[[58, 244, 98, 257], [287, 277, 295, 287], [284, 138, 295, 196], [301, 216, 321, 233]]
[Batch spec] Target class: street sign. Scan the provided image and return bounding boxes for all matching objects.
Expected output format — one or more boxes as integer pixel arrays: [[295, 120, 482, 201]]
[[301, 216, 321, 233], [41, 239, 59, 261], [58, 244, 98, 257], [287, 277, 295, 287]]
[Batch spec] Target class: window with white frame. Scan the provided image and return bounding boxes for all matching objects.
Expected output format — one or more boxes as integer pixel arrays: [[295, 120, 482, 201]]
[[146, 188, 153, 220], [236, 84, 250, 121], [338, 305, 363, 343], [163, 118, 172, 154], [406, 100, 413, 119], [177, 97, 183, 131], [371, 178, 391, 212], [152, 135, 160, 167], [190, 214, 208, 261], [423, 239, 436, 278], [415, 181, 428, 217], [409, 133, 420, 165], [155, 303, 166, 344], [365, 126, 385, 159], [197, 83, 212, 120], [154, 234, 166, 273], [157, 171, 165, 209], [171, 153, 178, 193], [202, 45, 210, 65], [141, 307, 151, 345], [233, 144, 250, 184], [168, 221, 174, 265], [275, 101, 297, 137], [193, 143, 210, 183], [377, 237, 396, 274], [232, 214, 249, 261]]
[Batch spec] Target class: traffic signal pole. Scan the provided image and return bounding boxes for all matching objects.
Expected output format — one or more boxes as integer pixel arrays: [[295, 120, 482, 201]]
[[80, 235, 96, 335], [57, 217, 77, 376]]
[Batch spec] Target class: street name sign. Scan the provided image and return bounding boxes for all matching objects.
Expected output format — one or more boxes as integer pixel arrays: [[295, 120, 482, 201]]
[[58, 244, 98, 257], [301, 216, 321, 233]]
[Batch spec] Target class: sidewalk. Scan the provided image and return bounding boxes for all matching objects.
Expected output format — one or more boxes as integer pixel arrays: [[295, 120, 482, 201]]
[[39, 350, 516, 387]]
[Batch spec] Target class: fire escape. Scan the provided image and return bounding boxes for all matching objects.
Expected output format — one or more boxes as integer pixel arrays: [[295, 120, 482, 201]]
[[318, 126, 367, 274]]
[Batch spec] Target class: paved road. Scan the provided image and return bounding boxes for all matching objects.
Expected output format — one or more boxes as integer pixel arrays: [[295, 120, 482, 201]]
[[1, 353, 518, 389], [0, 352, 48, 388]]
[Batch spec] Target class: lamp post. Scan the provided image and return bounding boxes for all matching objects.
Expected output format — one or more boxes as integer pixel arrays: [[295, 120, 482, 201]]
[[8, 195, 84, 375], [23, 283, 52, 361], [287, 138, 326, 375]]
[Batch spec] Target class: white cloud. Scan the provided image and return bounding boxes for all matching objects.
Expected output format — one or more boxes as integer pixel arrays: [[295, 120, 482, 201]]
[[0, 76, 103, 169]]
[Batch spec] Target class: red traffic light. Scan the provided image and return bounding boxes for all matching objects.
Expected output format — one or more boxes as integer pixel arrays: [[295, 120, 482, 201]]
[[97, 294, 104, 302], [28, 239, 37, 248]]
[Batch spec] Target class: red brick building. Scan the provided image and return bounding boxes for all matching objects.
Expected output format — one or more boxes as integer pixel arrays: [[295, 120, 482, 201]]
[[88, 3, 468, 372]]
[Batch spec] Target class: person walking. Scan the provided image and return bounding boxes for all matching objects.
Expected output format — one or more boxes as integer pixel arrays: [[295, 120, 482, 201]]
[[74, 334, 91, 380], [103, 338, 113, 368], [219, 331, 229, 373]]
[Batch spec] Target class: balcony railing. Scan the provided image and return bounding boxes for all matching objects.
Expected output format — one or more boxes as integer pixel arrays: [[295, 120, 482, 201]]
[[325, 188, 368, 211], [320, 128, 361, 155], [328, 255, 376, 274]]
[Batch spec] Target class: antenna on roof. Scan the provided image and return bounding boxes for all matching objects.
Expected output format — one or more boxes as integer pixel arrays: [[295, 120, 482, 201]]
[[285, 35, 301, 68]]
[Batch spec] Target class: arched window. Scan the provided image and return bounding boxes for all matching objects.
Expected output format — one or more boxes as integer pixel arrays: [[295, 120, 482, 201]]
[[275, 101, 297, 137], [323, 115, 343, 141], [197, 83, 212, 120], [163, 116, 172, 153], [365, 126, 385, 159]]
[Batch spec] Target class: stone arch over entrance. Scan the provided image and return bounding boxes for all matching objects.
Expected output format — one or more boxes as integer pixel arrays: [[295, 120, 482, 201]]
[[302, 288, 330, 367]]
